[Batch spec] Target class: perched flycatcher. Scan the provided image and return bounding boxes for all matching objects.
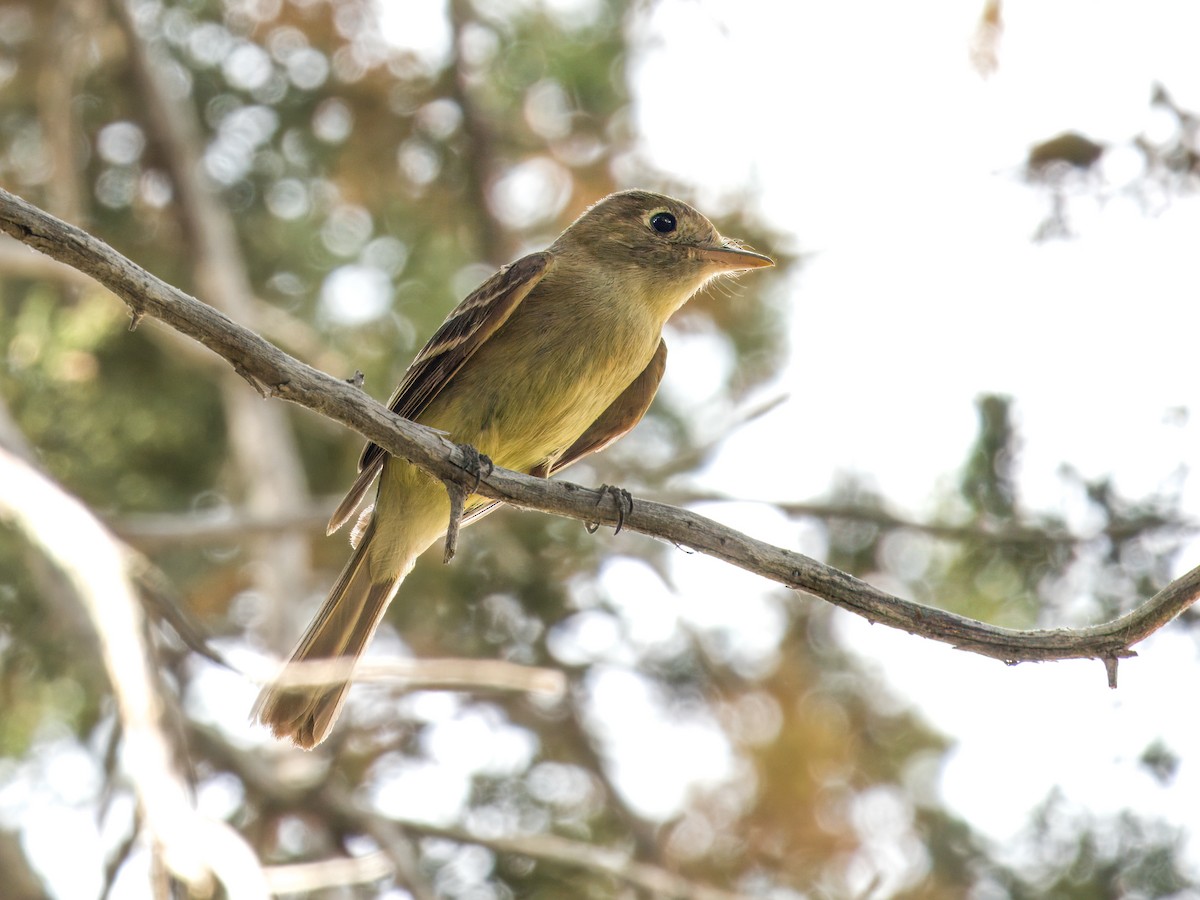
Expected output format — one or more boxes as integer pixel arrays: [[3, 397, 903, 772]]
[[255, 189, 773, 747]]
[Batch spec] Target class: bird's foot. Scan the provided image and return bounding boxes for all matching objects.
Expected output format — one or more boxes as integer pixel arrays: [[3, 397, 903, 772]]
[[586, 484, 634, 535], [443, 443, 494, 563]]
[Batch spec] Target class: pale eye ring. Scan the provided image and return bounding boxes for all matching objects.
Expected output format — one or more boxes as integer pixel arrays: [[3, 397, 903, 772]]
[[649, 211, 676, 234]]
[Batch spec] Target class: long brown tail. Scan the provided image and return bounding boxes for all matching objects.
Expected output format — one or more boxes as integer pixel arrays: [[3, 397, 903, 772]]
[[254, 520, 402, 748]]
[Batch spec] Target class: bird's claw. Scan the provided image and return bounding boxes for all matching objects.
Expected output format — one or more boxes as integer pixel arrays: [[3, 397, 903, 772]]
[[443, 444, 493, 563], [460, 444, 494, 494], [586, 484, 633, 535]]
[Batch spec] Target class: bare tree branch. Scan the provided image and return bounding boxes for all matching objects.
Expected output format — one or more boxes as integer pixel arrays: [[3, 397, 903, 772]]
[[0, 445, 269, 899], [1, 185, 1197, 680]]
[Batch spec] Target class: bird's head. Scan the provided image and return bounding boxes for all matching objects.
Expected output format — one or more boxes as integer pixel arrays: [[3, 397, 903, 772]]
[[550, 189, 772, 315]]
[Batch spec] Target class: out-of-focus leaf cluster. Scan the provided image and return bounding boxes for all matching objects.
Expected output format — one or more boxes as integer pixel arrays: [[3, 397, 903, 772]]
[[1026, 83, 1200, 240]]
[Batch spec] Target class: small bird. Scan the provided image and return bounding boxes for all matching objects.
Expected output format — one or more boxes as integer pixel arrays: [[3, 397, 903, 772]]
[[255, 189, 772, 747]]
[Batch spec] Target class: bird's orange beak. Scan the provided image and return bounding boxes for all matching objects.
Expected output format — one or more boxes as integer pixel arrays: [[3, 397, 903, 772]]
[[693, 242, 774, 271]]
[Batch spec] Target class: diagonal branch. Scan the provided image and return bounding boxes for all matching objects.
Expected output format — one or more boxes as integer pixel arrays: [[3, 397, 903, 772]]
[[1, 186, 1197, 680]]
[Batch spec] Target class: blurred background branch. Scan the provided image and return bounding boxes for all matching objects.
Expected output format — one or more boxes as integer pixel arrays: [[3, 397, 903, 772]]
[[108, 0, 314, 654], [194, 721, 744, 900], [0, 445, 268, 898]]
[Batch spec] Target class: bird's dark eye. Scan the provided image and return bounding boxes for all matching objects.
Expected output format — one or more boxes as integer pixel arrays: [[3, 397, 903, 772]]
[[649, 212, 676, 234]]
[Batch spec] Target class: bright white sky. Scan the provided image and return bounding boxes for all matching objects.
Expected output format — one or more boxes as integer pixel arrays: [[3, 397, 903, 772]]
[[625, 0, 1200, 890]]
